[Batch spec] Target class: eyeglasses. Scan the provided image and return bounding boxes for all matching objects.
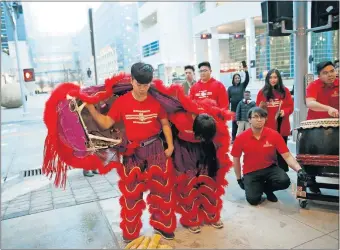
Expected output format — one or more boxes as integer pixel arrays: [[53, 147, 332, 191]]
[[251, 115, 265, 120]]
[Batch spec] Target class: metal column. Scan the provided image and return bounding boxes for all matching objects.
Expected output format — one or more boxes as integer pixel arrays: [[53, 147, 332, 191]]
[[293, 1, 308, 138], [89, 8, 98, 85], [4, 2, 28, 113]]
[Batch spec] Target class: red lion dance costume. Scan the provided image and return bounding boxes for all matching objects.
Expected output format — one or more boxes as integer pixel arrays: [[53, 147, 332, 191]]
[[42, 73, 233, 241]]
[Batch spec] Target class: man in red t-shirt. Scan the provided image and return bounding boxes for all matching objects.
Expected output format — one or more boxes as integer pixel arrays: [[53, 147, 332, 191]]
[[231, 107, 307, 205], [189, 61, 229, 109], [306, 61, 339, 119], [86, 63, 176, 242], [305, 61, 339, 194]]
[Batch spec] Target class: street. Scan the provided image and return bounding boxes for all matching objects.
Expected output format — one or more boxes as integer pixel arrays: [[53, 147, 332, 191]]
[[1, 88, 339, 249]]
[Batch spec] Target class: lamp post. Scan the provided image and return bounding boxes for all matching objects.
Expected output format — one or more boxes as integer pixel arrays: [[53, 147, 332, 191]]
[[4, 2, 28, 114]]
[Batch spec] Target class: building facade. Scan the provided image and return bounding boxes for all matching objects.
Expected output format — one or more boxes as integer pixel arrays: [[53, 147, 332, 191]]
[[1, 1, 34, 88], [138, 2, 194, 85], [29, 35, 78, 83], [138, 1, 338, 86], [192, 1, 338, 84]]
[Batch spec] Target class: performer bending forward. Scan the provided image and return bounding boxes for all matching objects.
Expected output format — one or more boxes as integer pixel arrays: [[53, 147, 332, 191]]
[[169, 98, 232, 234], [86, 63, 176, 242]]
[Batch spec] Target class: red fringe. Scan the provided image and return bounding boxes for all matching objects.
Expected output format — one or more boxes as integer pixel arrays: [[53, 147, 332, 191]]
[[180, 215, 202, 227], [176, 189, 199, 205], [200, 210, 221, 224], [119, 196, 146, 217], [149, 213, 177, 234], [146, 193, 176, 210], [118, 180, 146, 199], [116, 166, 145, 182], [199, 196, 223, 214], [176, 199, 200, 217], [120, 219, 143, 240]]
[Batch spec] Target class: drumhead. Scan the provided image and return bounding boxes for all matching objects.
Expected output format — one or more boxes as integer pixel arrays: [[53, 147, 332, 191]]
[[299, 118, 339, 129]]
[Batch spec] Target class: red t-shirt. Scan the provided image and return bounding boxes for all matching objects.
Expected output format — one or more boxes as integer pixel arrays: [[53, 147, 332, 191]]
[[107, 92, 167, 141], [256, 87, 293, 137], [306, 78, 339, 120], [169, 112, 199, 143], [231, 127, 289, 175], [189, 78, 229, 108]]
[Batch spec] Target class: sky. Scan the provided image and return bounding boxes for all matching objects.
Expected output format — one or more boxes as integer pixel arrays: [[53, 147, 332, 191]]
[[22, 2, 102, 36]]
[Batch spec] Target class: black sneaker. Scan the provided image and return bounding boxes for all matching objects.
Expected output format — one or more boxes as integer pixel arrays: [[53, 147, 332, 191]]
[[83, 170, 94, 177], [123, 237, 132, 243], [265, 191, 278, 202], [309, 185, 321, 194], [154, 228, 175, 240]]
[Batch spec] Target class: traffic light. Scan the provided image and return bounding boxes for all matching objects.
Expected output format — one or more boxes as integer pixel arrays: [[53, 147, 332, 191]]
[[23, 68, 35, 82], [200, 33, 212, 39], [233, 34, 244, 39], [311, 1, 339, 33], [261, 1, 293, 37]]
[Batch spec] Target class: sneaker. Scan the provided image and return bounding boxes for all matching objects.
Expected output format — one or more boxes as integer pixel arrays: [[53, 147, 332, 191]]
[[154, 228, 175, 240], [92, 170, 99, 174], [123, 236, 137, 243], [211, 220, 224, 229], [83, 170, 94, 177], [187, 226, 201, 234], [309, 185, 321, 194], [265, 191, 278, 202]]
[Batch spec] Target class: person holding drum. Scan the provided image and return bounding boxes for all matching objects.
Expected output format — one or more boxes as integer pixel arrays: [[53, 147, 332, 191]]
[[256, 69, 294, 172], [304, 60, 339, 194], [85, 62, 176, 242], [231, 107, 308, 206], [306, 61, 339, 120]]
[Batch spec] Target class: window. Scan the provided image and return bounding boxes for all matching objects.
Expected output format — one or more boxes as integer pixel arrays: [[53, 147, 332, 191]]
[[142, 40, 159, 58]]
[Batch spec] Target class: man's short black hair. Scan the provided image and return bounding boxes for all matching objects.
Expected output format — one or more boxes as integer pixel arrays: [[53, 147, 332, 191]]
[[248, 107, 268, 119], [316, 61, 334, 75], [193, 113, 216, 142], [131, 62, 154, 84], [198, 61, 211, 70], [244, 90, 251, 94], [184, 65, 195, 72]]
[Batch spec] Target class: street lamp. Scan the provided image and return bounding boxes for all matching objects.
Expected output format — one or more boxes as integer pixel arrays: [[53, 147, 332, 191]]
[[3, 2, 28, 114]]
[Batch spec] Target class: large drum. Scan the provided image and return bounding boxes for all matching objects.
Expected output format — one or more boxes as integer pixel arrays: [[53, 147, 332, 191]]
[[297, 118, 339, 156], [296, 118, 339, 168]]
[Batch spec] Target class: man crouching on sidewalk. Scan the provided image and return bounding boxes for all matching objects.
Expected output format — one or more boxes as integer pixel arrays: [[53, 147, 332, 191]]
[[230, 107, 308, 205]]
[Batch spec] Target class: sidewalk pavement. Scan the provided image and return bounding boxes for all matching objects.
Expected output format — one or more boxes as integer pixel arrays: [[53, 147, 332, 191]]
[[1, 167, 339, 249]]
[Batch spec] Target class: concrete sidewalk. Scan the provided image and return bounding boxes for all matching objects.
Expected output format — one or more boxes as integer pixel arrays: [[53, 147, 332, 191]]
[[1, 168, 339, 249]]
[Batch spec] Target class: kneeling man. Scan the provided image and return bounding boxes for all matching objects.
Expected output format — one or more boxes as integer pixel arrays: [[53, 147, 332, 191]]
[[231, 107, 307, 205]]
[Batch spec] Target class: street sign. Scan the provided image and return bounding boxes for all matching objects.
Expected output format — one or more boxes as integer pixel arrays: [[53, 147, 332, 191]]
[[23, 68, 35, 82], [250, 60, 256, 68]]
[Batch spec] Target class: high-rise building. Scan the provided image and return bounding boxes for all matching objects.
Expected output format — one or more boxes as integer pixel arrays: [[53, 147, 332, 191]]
[[1, 2, 33, 84], [75, 2, 141, 85]]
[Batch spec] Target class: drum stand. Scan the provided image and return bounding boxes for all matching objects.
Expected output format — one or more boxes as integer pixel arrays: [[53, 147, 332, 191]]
[[296, 155, 339, 208]]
